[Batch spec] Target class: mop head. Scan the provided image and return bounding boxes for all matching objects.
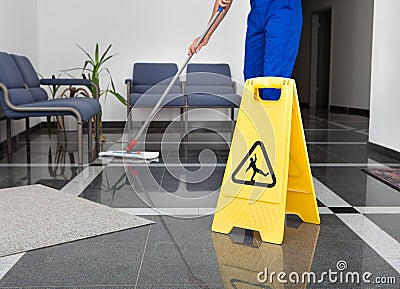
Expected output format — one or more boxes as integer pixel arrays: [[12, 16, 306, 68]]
[[99, 151, 159, 160]]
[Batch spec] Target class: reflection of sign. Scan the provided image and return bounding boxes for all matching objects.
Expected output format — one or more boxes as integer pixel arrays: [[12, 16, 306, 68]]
[[230, 279, 272, 288], [212, 222, 320, 289], [213, 77, 320, 245], [232, 141, 276, 188]]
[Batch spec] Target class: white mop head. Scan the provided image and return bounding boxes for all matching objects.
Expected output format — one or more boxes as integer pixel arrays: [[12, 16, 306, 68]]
[[99, 151, 160, 160]]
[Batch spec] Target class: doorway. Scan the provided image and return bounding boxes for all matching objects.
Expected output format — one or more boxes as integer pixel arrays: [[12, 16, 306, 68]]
[[310, 8, 332, 109]]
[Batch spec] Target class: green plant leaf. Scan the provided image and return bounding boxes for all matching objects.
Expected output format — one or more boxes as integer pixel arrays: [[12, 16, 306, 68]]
[[76, 43, 95, 63], [99, 54, 117, 66], [82, 60, 91, 73], [99, 44, 113, 63], [109, 91, 128, 106], [95, 43, 99, 63]]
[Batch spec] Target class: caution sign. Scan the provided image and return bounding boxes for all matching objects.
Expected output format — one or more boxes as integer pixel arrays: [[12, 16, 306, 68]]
[[232, 141, 276, 188], [212, 77, 320, 245]]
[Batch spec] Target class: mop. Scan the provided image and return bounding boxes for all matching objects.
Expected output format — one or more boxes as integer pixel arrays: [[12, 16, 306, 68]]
[[98, 151, 160, 160], [101, 7, 225, 160], [124, 6, 225, 153]]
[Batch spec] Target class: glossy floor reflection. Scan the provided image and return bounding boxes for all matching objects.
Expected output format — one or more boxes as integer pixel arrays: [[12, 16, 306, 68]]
[[0, 109, 399, 288]]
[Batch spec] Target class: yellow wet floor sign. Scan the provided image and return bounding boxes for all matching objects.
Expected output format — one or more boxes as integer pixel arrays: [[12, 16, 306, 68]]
[[212, 77, 320, 244]]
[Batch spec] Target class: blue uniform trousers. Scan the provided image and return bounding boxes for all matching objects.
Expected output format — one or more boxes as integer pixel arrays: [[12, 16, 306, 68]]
[[244, 0, 302, 100]]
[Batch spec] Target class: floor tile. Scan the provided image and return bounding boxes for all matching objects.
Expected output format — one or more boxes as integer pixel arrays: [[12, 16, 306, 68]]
[[316, 144, 400, 164], [312, 167, 370, 190], [332, 120, 370, 130], [0, 166, 78, 190], [365, 214, 400, 242], [137, 241, 224, 287], [307, 144, 346, 163], [147, 215, 215, 244], [305, 130, 368, 143], [332, 187, 400, 207], [0, 241, 146, 287]]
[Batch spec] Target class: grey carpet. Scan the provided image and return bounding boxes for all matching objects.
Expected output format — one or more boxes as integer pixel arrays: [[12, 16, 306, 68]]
[[0, 185, 153, 257]]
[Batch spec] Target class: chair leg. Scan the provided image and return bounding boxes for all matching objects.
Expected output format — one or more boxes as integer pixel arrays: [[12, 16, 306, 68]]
[[25, 118, 30, 143], [88, 117, 93, 162], [231, 108, 236, 131], [77, 120, 83, 166], [6, 119, 12, 154], [180, 107, 184, 123], [126, 107, 131, 143], [96, 113, 100, 144], [94, 113, 100, 155], [184, 106, 188, 143]]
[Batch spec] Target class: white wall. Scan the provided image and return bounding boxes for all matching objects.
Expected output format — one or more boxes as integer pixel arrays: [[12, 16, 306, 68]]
[[369, 0, 400, 153], [0, 0, 40, 142], [37, 0, 249, 121], [293, 0, 374, 109]]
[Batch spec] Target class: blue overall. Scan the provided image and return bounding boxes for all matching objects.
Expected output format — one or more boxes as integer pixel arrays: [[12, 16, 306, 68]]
[[244, 0, 302, 100]]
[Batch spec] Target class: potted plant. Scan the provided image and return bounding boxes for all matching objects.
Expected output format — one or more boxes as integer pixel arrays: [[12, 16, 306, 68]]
[[63, 43, 127, 142]]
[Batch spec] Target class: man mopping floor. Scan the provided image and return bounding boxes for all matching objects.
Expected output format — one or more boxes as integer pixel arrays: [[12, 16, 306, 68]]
[[188, 0, 302, 99]]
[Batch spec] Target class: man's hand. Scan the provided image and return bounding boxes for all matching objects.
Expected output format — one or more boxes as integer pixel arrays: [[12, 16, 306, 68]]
[[218, 0, 233, 8], [187, 0, 232, 56], [188, 36, 210, 56]]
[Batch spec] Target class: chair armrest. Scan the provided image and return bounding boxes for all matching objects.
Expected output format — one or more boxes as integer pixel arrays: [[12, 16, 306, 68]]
[[0, 82, 82, 121], [125, 79, 133, 98], [181, 81, 186, 94], [232, 81, 238, 94], [125, 79, 133, 85], [40, 78, 91, 86], [40, 79, 99, 100]]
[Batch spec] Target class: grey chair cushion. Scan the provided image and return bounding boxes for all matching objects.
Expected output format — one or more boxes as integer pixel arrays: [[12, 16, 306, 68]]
[[0, 89, 34, 114], [133, 63, 178, 85], [130, 63, 182, 107], [187, 93, 241, 107], [0, 52, 35, 112], [28, 87, 48, 102], [185, 85, 235, 95], [185, 64, 240, 107], [130, 93, 185, 107], [186, 63, 233, 86], [11, 55, 48, 102], [0, 52, 25, 89], [132, 84, 181, 94], [11, 55, 41, 87]]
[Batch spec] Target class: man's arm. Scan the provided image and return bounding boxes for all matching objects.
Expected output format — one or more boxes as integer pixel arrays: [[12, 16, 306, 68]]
[[188, 0, 233, 56]]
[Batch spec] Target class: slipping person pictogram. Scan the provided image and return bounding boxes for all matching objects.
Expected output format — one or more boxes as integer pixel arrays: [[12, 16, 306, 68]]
[[232, 141, 276, 188], [246, 154, 269, 183]]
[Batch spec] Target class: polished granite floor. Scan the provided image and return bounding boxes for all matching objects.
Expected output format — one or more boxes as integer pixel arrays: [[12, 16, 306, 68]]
[[0, 109, 399, 288]]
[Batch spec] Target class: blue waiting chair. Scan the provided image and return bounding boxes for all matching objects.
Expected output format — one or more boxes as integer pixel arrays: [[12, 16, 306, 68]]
[[125, 63, 185, 116], [185, 63, 241, 120], [0, 52, 101, 165]]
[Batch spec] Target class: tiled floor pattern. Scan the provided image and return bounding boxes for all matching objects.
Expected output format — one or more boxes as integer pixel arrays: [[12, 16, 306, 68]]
[[0, 110, 399, 288]]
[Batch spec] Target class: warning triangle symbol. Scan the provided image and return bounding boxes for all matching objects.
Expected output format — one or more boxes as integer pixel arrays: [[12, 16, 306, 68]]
[[231, 141, 276, 188]]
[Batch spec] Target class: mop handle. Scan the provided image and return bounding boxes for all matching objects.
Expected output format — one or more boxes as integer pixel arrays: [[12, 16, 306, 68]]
[[132, 6, 225, 144]]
